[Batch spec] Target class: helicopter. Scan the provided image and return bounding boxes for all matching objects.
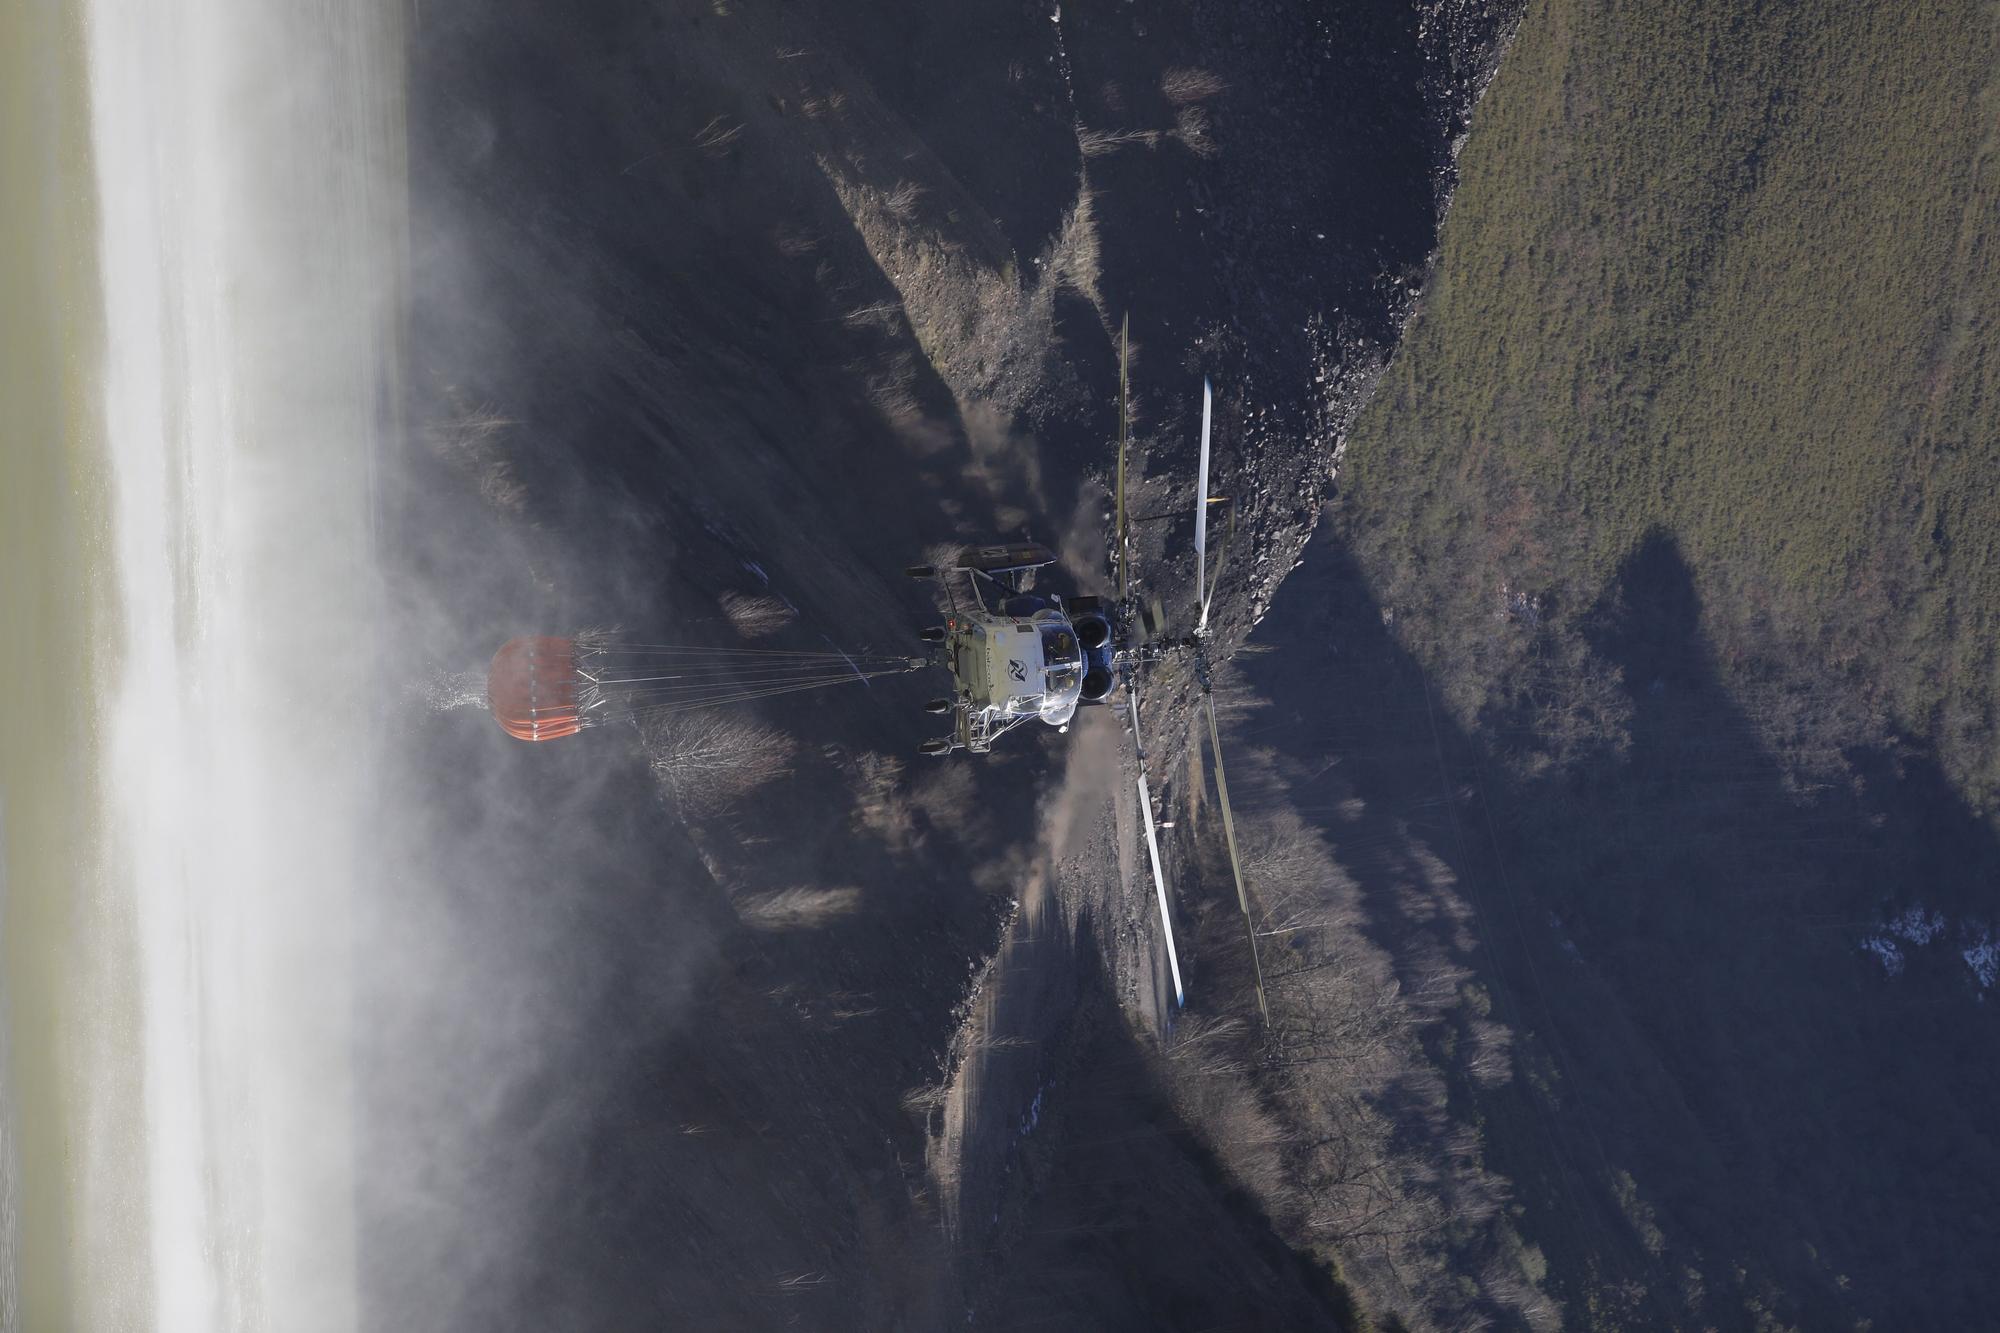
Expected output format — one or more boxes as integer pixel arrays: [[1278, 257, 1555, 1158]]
[[482, 316, 1270, 1020], [900, 540, 1113, 757], [904, 315, 1270, 1020]]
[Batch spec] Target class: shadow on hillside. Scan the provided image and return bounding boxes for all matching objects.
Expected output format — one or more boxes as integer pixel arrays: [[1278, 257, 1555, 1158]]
[[968, 913, 1354, 1333], [1231, 523, 2000, 1329]]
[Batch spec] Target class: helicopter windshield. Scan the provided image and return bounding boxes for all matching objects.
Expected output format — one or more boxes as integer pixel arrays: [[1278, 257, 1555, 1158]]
[[1040, 625, 1079, 668]]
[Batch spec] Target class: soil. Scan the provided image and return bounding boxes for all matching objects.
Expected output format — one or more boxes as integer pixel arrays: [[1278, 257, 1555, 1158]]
[[365, 0, 1521, 1327]]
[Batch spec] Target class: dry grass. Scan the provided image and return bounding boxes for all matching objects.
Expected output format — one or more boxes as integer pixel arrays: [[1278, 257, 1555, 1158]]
[[967, 1034, 1036, 1055], [1172, 105, 1219, 159], [1080, 70, 1222, 163], [1043, 184, 1102, 309], [901, 1083, 947, 1123], [1076, 126, 1162, 158], [819, 135, 1101, 417], [693, 114, 744, 157], [841, 299, 905, 332], [862, 351, 926, 435], [882, 179, 928, 220], [732, 885, 863, 930], [851, 752, 918, 852], [1160, 66, 1228, 106], [799, 88, 848, 121], [912, 759, 976, 834], [774, 1272, 829, 1291], [720, 591, 796, 638], [424, 398, 526, 515], [773, 226, 820, 258]]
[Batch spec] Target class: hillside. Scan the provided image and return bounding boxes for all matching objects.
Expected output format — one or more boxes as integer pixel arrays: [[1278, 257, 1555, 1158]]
[[370, 0, 1524, 1328], [1327, 0, 2000, 1326], [1348, 0, 2000, 808]]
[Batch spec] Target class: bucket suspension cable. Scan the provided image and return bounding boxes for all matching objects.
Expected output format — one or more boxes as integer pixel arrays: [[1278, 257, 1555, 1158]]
[[487, 634, 924, 742]]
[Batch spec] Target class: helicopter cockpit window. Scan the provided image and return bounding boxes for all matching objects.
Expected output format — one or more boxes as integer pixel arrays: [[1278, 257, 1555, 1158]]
[[1040, 626, 1080, 668]]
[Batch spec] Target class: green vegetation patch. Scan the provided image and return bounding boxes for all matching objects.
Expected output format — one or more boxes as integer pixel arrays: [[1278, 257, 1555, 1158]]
[[1344, 0, 2000, 808]]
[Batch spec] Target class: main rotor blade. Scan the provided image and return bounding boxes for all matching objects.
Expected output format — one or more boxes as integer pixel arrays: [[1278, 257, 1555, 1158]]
[[1204, 690, 1269, 1025], [1195, 376, 1211, 624], [1124, 671, 1148, 754], [1137, 769, 1186, 1009], [1116, 313, 1130, 603], [1199, 501, 1232, 637], [1126, 684, 1185, 1007]]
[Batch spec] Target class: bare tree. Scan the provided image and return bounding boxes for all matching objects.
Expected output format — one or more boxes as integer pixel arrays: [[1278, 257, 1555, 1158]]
[[643, 711, 797, 815], [1148, 714, 1555, 1332]]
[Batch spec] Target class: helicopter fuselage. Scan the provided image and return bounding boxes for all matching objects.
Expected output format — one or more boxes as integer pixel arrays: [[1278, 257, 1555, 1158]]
[[949, 603, 1084, 729], [911, 545, 1117, 755]]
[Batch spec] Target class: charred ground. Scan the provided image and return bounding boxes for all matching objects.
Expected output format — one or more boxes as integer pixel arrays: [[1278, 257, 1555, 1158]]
[[367, 1, 1521, 1329]]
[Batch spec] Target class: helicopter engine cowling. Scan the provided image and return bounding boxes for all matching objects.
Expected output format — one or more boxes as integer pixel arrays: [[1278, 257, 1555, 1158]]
[[1062, 597, 1117, 703]]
